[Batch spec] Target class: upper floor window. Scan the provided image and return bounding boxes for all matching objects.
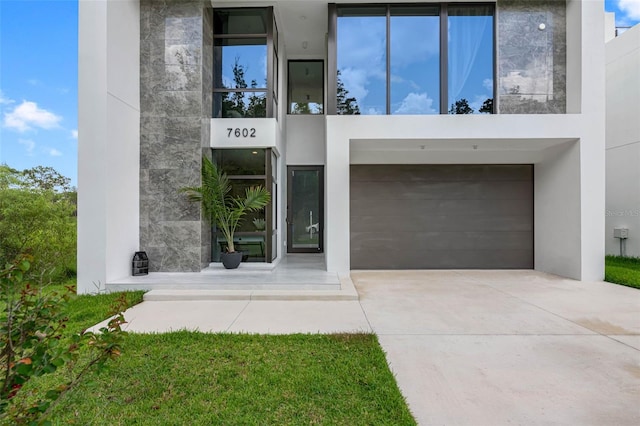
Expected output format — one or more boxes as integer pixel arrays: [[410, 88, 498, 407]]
[[213, 8, 278, 118], [448, 5, 494, 115], [288, 60, 324, 114], [330, 3, 494, 115]]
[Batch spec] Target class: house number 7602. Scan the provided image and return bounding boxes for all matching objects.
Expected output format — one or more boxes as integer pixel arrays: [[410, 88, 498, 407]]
[[227, 128, 256, 138]]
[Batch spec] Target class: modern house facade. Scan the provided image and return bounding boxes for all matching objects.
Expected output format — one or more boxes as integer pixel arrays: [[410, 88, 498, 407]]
[[605, 21, 639, 257], [78, 0, 606, 294]]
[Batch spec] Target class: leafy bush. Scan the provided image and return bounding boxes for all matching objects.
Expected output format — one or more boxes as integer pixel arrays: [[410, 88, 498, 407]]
[[0, 256, 128, 424], [0, 165, 76, 282]]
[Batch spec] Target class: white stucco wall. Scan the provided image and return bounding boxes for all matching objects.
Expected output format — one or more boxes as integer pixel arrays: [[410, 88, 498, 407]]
[[78, 0, 140, 293], [285, 115, 325, 165], [81, 0, 606, 284], [535, 141, 582, 278], [325, 111, 603, 281], [323, 0, 605, 280], [606, 24, 640, 257], [577, 0, 606, 281], [604, 12, 616, 42]]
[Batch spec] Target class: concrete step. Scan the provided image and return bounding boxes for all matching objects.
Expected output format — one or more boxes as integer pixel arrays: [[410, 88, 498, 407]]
[[142, 275, 359, 301], [143, 289, 357, 301]]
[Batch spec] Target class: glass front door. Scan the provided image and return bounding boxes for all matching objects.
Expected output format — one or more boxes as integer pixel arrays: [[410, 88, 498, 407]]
[[287, 166, 323, 253]]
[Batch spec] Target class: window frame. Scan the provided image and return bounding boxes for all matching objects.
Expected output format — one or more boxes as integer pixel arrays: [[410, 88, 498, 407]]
[[287, 59, 325, 115], [213, 7, 277, 118], [328, 2, 496, 115]]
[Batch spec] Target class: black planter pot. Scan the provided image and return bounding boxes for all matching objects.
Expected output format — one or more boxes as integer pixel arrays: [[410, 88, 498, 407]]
[[221, 251, 243, 269]]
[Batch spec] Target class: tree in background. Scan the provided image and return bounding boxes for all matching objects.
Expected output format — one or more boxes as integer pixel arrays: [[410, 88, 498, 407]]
[[449, 98, 474, 114], [20, 165, 72, 192], [448, 98, 494, 115], [479, 98, 494, 114], [291, 101, 311, 115], [246, 79, 267, 118], [222, 58, 267, 118], [336, 70, 360, 115], [0, 165, 76, 282]]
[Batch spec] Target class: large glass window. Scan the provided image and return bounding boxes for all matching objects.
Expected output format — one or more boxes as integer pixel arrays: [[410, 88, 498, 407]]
[[213, 148, 274, 263], [391, 6, 440, 115], [448, 5, 494, 114], [288, 61, 324, 114], [337, 7, 386, 115], [332, 3, 494, 115], [213, 8, 277, 118]]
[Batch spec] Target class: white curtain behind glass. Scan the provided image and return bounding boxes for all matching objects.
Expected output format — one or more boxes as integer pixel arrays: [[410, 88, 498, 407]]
[[448, 8, 491, 103]]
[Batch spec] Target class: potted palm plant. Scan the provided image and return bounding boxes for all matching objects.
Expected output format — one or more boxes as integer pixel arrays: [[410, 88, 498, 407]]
[[181, 156, 271, 269]]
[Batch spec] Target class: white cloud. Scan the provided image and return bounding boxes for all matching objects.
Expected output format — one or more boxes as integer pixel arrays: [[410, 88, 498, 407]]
[[0, 91, 14, 105], [618, 0, 640, 20], [71, 129, 78, 139], [469, 94, 492, 113], [27, 79, 41, 86], [336, 17, 388, 106], [3, 100, 62, 132], [339, 67, 369, 103], [394, 92, 437, 115], [337, 18, 386, 72], [389, 18, 440, 69], [483, 78, 494, 92], [47, 148, 62, 157], [18, 139, 36, 156]]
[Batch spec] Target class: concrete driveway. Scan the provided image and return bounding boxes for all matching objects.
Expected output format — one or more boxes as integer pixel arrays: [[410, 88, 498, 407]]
[[352, 270, 640, 426]]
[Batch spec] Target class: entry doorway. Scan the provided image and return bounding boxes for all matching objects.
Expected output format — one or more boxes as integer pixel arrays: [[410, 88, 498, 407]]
[[287, 166, 324, 253]]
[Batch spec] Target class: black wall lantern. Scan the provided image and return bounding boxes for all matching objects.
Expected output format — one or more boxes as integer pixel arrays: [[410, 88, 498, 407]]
[[132, 251, 149, 276]]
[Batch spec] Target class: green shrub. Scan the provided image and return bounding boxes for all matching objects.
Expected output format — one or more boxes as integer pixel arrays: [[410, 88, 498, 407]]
[[1, 257, 127, 424], [0, 165, 76, 282], [605, 255, 640, 289]]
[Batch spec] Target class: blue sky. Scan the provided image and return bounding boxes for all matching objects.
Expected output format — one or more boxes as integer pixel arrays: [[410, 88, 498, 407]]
[[0, 0, 639, 186], [0, 0, 78, 185]]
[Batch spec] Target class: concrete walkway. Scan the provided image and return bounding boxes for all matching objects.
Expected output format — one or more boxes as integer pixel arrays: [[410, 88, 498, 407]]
[[94, 270, 640, 425]]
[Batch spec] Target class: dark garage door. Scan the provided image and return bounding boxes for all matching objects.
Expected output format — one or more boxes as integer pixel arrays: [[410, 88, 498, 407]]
[[350, 165, 533, 269]]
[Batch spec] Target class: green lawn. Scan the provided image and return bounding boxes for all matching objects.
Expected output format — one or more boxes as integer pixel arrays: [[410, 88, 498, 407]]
[[605, 256, 640, 289], [50, 333, 415, 425], [66, 289, 146, 332], [16, 283, 414, 425]]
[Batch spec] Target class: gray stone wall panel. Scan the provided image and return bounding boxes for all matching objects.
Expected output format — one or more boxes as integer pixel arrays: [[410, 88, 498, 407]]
[[498, 0, 567, 114], [139, 0, 210, 272]]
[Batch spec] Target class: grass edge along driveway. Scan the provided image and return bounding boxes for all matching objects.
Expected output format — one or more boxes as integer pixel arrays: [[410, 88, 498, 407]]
[[50, 332, 416, 425], [33, 286, 415, 425]]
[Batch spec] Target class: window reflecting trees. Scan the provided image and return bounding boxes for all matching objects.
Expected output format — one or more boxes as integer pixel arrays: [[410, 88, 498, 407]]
[[337, 7, 386, 115], [288, 61, 324, 114], [448, 5, 494, 114], [333, 4, 494, 115], [213, 8, 277, 118]]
